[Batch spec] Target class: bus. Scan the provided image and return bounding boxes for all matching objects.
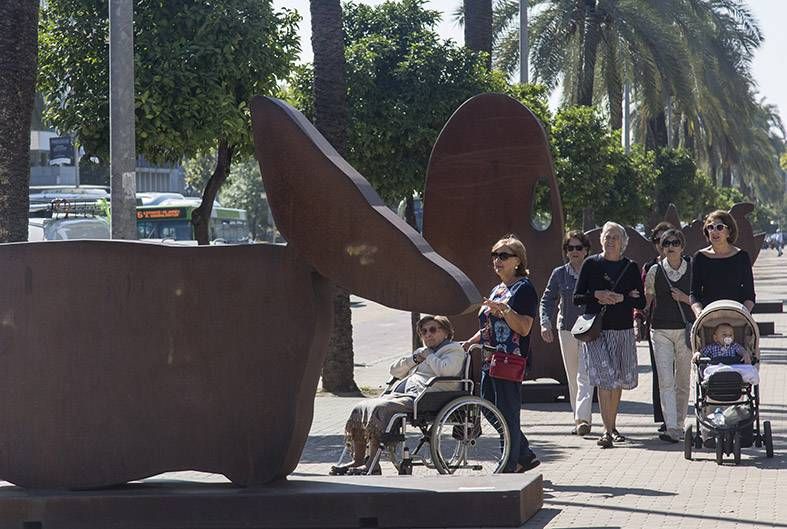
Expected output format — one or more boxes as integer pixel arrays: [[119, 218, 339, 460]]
[[136, 199, 250, 243]]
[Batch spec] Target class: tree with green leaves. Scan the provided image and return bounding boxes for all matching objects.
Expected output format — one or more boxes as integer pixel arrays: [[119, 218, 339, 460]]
[[0, 2, 39, 243], [38, 0, 299, 244], [551, 106, 658, 229]]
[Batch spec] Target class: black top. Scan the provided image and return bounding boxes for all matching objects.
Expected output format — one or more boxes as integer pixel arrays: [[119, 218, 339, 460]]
[[651, 260, 694, 329], [690, 250, 755, 307], [573, 255, 646, 330]]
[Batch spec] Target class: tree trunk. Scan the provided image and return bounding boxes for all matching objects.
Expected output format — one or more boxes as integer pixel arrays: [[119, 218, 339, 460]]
[[577, 0, 600, 107], [646, 113, 668, 150], [464, 0, 493, 70], [193, 141, 235, 245], [405, 196, 421, 351], [582, 206, 595, 231], [0, 2, 39, 243], [721, 163, 732, 187], [311, 0, 357, 394], [608, 79, 623, 131]]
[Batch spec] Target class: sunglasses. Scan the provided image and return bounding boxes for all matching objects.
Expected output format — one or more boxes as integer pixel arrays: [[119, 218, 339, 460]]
[[419, 325, 441, 335], [705, 223, 728, 232], [566, 244, 585, 252], [661, 239, 682, 248], [491, 252, 515, 261]]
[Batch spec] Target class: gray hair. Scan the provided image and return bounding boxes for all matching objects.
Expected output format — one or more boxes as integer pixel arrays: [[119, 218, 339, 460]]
[[601, 221, 629, 253]]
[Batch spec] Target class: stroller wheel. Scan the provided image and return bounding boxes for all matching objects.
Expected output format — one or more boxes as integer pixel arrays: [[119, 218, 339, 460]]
[[715, 434, 724, 465], [764, 421, 774, 458], [684, 426, 693, 460], [733, 432, 742, 465]]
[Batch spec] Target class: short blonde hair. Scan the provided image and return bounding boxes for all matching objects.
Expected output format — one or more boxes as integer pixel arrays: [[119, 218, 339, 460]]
[[601, 222, 629, 253], [492, 234, 529, 277]]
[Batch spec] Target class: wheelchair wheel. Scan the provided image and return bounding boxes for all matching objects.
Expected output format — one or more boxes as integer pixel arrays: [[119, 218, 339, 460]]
[[430, 396, 510, 475]]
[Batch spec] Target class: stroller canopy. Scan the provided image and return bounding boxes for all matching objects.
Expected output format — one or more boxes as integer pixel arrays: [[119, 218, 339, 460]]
[[690, 300, 760, 356]]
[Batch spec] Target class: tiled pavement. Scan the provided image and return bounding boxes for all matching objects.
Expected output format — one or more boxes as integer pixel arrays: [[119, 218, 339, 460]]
[[297, 250, 787, 528]]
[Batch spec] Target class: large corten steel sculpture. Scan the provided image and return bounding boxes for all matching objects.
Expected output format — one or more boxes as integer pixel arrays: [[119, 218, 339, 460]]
[[0, 97, 480, 489], [422, 93, 567, 382]]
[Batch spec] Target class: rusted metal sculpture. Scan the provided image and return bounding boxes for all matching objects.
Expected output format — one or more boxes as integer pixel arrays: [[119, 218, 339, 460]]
[[0, 97, 480, 489], [422, 93, 566, 382], [587, 203, 765, 265]]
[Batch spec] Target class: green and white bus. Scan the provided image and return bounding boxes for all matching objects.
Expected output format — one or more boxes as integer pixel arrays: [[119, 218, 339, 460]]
[[136, 199, 249, 243]]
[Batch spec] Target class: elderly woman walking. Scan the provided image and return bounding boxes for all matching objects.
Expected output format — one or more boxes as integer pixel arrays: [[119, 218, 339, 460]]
[[540, 230, 594, 435], [573, 222, 645, 448]]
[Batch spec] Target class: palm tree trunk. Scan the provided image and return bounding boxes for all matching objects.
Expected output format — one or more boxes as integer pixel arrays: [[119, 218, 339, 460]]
[[646, 113, 669, 150], [464, 0, 493, 69], [577, 0, 600, 106], [0, 2, 39, 242], [192, 141, 235, 245], [311, 0, 358, 394]]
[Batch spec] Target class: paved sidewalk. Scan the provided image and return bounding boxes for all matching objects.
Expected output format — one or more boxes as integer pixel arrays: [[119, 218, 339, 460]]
[[300, 250, 787, 528]]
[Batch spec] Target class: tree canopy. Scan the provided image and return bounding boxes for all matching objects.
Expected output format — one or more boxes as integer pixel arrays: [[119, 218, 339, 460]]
[[292, 0, 505, 205], [38, 0, 299, 164]]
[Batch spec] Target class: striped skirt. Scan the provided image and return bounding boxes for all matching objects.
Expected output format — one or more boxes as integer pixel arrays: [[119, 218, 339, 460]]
[[581, 328, 638, 390]]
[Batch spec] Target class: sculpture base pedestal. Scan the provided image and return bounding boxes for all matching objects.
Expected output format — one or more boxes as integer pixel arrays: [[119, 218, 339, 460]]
[[0, 473, 543, 528]]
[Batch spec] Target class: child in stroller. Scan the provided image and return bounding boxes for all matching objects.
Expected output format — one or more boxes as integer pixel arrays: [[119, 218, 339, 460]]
[[685, 300, 773, 464], [692, 323, 758, 385]]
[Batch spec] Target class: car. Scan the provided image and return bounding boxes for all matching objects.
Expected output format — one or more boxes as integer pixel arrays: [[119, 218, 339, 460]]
[[28, 215, 110, 241], [28, 201, 110, 241]]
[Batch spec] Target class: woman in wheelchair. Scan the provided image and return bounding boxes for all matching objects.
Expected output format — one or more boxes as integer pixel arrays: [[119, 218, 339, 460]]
[[330, 315, 465, 475]]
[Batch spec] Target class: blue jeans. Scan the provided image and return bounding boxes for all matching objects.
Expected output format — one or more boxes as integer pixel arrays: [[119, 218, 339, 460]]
[[480, 367, 535, 471]]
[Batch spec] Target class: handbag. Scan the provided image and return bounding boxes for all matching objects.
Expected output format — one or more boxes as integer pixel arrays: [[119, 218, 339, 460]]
[[489, 350, 526, 382], [571, 261, 632, 342], [658, 262, 693, 349]]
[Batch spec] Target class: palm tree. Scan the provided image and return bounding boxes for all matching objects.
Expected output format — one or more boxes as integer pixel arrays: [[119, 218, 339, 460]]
[[463, 0, 493, 69], [310, 0, 358, 394], [0, 2, 39, 243]]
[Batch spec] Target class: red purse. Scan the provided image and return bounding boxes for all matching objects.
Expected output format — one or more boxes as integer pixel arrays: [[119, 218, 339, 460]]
[[489, 351, 526, 382]]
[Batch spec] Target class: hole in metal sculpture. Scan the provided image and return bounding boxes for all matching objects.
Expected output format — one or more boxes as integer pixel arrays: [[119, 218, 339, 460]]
[[530, 177, 552, 232]]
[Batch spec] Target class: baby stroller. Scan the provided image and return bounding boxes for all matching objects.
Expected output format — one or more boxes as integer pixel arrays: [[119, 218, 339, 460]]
[[684, 300, 774, 464]]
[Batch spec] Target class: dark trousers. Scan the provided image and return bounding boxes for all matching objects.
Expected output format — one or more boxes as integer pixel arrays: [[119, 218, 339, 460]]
[[480, 368, 535, 471], [647, 331, 664, 423]]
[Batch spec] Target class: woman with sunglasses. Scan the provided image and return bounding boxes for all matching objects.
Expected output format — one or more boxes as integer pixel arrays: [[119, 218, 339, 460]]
[[330, 315, 464, 475], [539, 230, 594, 436], [638, 221, 676, 434], [644, 229, 694, 443], [690, 210, 755, 317], [573, 222, 645, 448], [463, 235, 540, 472]]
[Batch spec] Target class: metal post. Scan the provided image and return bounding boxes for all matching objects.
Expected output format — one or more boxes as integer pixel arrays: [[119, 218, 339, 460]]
[[73, 137, 80, 187], [109, 0, 137, 239], [519, 0, 528, 84]]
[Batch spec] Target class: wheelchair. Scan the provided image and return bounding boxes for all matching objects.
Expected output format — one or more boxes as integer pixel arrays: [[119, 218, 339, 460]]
[[335, 346, 511, 475]]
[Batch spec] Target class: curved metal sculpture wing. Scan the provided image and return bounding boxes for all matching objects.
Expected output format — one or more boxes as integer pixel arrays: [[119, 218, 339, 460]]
[[250, 96, 481, 315], [422, 93, 566, 381]]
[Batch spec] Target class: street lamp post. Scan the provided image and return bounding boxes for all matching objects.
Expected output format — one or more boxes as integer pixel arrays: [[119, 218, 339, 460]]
[[519, 0, 528, 84], [109, 0, 137, 239]]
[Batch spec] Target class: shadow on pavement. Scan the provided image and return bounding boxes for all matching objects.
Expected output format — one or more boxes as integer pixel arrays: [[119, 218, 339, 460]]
[[543, 479, 676, 499]]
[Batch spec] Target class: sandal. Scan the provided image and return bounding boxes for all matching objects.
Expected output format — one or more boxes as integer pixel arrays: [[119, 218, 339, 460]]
[[597, 433, 613, 448], [515, 456, 541, 473], [611, 429, 626, 442]]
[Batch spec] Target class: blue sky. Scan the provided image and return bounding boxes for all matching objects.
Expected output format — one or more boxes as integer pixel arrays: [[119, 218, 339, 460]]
[[274, 0, 786, 124]]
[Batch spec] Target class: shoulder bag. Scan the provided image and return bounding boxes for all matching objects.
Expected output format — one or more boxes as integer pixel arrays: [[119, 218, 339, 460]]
[[658, 262, 693, 349], [571, 261, 632, 342]]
